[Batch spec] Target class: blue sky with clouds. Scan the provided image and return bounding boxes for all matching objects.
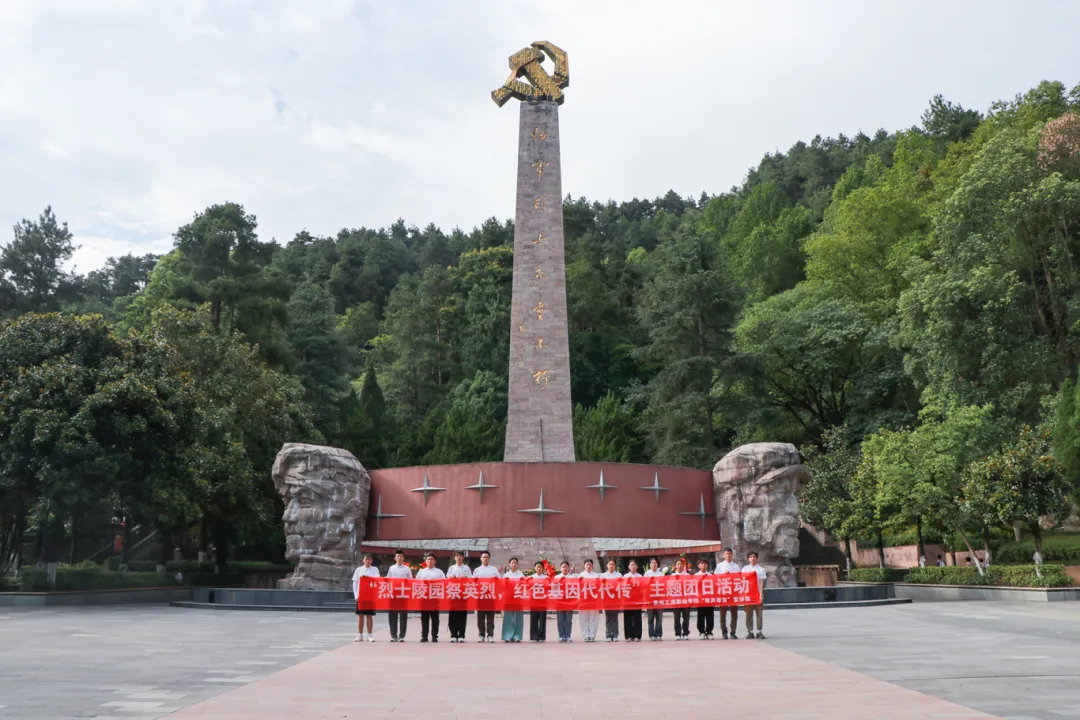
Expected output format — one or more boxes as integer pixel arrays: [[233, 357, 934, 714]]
[[2, 0, 1079, 272]]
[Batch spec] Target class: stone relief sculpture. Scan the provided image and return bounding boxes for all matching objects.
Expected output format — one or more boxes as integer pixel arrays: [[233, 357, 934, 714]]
[[272, 443, 371, 590], [713, 443, 809, 588]]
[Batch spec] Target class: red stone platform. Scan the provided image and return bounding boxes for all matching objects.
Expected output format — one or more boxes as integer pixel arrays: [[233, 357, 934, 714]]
[[167, 617, 997, 719]]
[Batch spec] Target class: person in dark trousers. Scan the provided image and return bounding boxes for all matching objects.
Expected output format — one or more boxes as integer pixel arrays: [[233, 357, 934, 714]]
[[714, 548, 741, 639], [472, 551, 500, 642], [671, 558, 691, 640], [555, 561, 575, 642], [416, 553, 445, 642], [601, 559, 622, 641], [695, 557, 715, 639], [644, 558, 664, 640], [385, 550, 412, 642], [445, 550, 472, 642], [622, 559, 643, 642], [528, 562, 548, 642]]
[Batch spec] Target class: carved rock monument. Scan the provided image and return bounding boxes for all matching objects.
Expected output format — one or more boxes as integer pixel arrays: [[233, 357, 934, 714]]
[[272, 443, 371, 590], [713, 443, 809, 588]]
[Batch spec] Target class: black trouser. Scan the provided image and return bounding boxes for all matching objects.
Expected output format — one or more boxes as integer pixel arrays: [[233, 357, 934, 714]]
[[604, 610, 620, 639], [420, 611, 440, 640], [674, 608, 691, 636], [647, 609, 663, 638], [389, 611, 408, 640], [623, 610, 642, 640], [719, 606, 739, 636], [696, 606, 714, 636], [477, 610, 495, 638], [448, 610, 467, 639], [529, 611, 547, 641]]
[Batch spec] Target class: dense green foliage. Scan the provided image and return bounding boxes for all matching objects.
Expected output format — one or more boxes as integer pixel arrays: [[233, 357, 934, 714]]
[[5, 81, 1080, 577], [849, 564, 1072, 587]]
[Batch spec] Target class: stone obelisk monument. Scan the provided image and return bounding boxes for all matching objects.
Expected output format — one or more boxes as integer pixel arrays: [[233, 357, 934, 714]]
[[493, 42, 575, 463]]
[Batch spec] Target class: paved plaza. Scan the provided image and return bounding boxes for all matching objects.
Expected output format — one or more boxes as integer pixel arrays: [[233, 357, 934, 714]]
[[0, 602, 1077, 719]]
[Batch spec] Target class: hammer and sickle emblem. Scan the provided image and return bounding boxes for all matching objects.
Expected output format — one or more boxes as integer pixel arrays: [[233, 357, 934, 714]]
[[491, 41, 570, 107]]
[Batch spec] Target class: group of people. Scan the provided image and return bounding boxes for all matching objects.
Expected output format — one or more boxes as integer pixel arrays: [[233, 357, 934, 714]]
[[351, 547, 768, 644]]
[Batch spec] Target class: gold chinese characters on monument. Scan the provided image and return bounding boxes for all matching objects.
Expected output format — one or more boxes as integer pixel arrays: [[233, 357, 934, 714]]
[[491, 41, 569, 107]]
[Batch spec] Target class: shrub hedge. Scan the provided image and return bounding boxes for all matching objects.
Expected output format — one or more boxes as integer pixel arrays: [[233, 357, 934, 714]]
[[18, 568, 182, 592], [848, 564, 1072, 588], [993, 541, 1080, 564]]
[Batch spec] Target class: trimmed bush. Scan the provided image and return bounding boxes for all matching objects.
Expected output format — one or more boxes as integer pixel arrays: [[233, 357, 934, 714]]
[[994, 541, 1080, 564], [848, 568, 906, 582], [991, 564, 1072, 588], [165, 560, 292, 574], [18, 568, 181, 592], [104, 558, 160, 572], [903, 566, 994, 585]]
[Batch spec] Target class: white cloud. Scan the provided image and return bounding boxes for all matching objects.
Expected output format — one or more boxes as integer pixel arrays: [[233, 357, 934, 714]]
[[2, 0, 1079, 270]]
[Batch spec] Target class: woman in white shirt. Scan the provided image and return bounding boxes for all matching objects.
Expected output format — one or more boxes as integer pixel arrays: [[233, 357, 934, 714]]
[[351, 553, 380, 643], [643, 558, 665, 641], [622, 560, 643, 642], [472, 550, 500, 642], [445, 550, 472, 643], [742, 551, 768, 639], [555, 561, 575, 642], [577, 559, 601, 642], [528, 562, 549, 642], [671, 558, 691, 640], [501, 557, 525, 643], [601, 559, 622, 642]]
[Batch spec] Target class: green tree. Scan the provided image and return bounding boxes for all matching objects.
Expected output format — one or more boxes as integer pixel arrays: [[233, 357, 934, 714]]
[[0, 207, 78, 314], [636, 218, 739, 467], [573, 392, 643, 463], [799, 428, 861, 568], [423, 371, 506, 464], [286, 281, 349, 437]]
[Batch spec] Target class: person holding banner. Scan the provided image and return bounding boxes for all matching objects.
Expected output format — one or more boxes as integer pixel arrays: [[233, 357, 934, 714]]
[[446, 550, 472, 643], [695, 557, 715, 639], [351, 553, 380, 643], [501, 557, 525, 643], [715, 547, 741, 640], [643, 558, 664, 641], [555, 560, 575, 642], [601, 559, 622, 642], [416, 553, 445, 643], [386, 550, 413, 642], [528, 562, 549, 642], [622, 560, 643, 642], [472, 550, 500, 642], [671, 558, 691, 640], [577, 559, 601, 642], [742, 551, 768, 639]]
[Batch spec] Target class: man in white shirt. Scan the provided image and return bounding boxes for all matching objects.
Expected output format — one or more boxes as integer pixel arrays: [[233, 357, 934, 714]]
[[472, 550, 500, 642], [555, 560, 575, 642], [351, 553, 380, 643], [445, 550, 472, 643], [577, 559, 601, 642], [385, 550, 413, 642], [742, 551, 768, 639], [601, 559, 622, 641], [643, 558, 665, 641], [714, 547, 741, 640], [416, 553, 445, 643]]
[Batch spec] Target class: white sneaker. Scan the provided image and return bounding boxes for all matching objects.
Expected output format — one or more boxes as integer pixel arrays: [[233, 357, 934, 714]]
[[354, 634, 362, 643], [366, 635, 375, 643]]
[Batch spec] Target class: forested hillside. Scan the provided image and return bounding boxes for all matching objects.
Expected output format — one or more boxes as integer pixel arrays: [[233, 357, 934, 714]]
[[3, 81, 1080, 567]]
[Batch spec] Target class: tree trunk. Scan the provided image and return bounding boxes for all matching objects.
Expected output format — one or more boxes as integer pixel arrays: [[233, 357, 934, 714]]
[[915, 518, 926, 566], [956, 528, 985, 576], [212, 523, 229, 573], [1013, 520, 1022, 542], [876, 530, 886, 569], [843, 537, 854, 572], [1030, 521, 1044, 560], [198, 516, 209, 563], [982, 526, 992, 566], [158, 528, 173, 573], [68, 515, 77, 564], [121, 515, 132, 566]]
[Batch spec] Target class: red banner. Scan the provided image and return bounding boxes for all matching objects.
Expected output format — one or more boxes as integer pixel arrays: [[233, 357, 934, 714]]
[[356, 575, 760, 612]]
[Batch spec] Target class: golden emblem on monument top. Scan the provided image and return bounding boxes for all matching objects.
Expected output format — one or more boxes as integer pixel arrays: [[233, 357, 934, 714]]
[[492, 41, 569, 107]]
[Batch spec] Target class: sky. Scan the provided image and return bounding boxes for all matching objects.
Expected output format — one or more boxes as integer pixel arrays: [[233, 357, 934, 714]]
[[2, 1, 1080, 273]]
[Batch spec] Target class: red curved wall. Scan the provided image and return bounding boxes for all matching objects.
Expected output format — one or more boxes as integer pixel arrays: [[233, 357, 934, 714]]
[[366, 462, 717, 541]]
